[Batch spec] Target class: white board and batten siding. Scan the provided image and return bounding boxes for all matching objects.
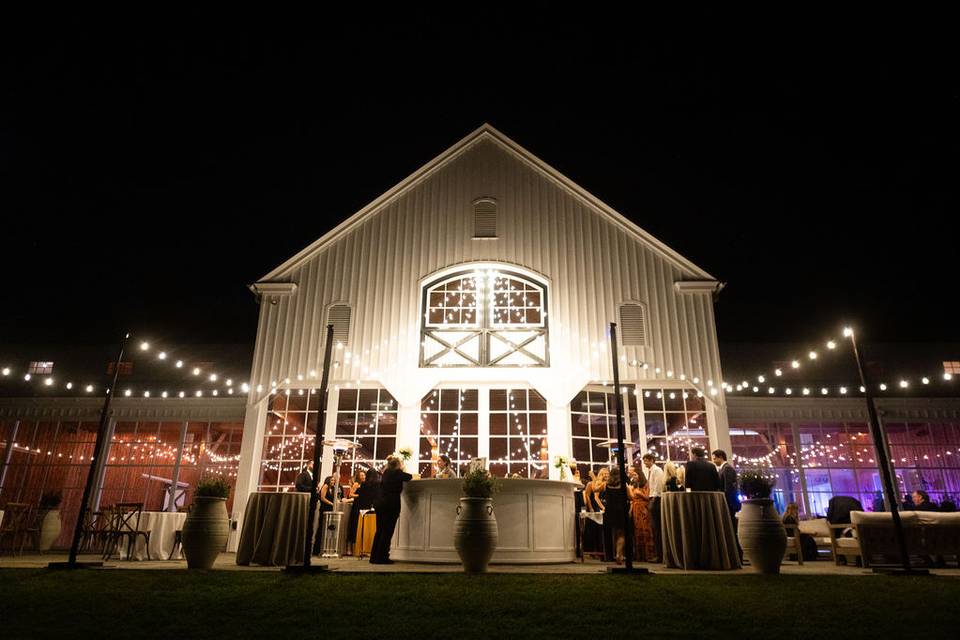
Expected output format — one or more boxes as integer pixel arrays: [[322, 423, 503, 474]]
[[229, 125, 732, 537]]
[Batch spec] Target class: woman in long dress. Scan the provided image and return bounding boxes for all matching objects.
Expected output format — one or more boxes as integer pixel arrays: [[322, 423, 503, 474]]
[[582, 467, 609, 557], [629, 470, 656, 562]]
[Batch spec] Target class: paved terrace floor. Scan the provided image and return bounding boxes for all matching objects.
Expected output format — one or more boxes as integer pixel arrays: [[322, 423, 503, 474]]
[[4, 552, 959, 576]]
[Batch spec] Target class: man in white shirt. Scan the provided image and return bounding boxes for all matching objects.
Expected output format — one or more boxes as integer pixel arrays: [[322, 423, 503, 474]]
[[642, 454, 665, 562]]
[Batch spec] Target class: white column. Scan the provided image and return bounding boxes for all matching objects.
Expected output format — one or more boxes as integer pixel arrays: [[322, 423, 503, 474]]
[[229, 397, 267, 552], [319, 388, 339, 481], [546, 402, 570, 480], [396, 402, 421, 473], [707, 396, 732, 455]]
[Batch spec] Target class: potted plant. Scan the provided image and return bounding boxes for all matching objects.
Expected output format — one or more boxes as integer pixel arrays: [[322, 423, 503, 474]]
[[182, 476, 231, 569], [454, 468, 499, 573], [737, 470, 787, 574], [38, 491, 63, 552]]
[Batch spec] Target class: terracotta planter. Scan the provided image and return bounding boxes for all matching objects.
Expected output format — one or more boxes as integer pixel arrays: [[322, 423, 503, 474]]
[[454, 497, 498, 573], [182, 497, 229, 569], [738, 498, 787, 574], [39, 509, 62, 551]]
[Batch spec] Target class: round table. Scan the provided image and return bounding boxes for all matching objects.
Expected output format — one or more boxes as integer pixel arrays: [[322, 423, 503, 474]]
[[236, 492, 309, 566], [122, 511, 187, 560], [660, 491, 741, 570]]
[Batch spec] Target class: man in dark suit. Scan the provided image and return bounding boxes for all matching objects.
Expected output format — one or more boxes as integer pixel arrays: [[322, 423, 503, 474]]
[[684, 447, 720, 492], [712, 449, 743, 561], [370, 455, 413, 564], [295, 461, 316, 496], [912, 490, 939, 512]]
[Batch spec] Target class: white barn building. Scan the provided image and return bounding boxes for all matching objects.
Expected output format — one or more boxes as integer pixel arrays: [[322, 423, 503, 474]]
[[233, 124, 731, 529]]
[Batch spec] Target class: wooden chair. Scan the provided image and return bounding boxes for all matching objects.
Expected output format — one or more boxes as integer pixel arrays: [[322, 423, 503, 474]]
[[0, 503, 32, 556], [104, 503, 150, 560], [783, 523, 804, 565], [80, 509, 112, 553], [168, 505, 191, 560]]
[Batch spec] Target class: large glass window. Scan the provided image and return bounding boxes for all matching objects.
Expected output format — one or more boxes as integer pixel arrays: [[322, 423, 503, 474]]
[[258, 389, 322, 491], [334, 388, 398, 482], [419, 388, 479, 477], [489, 388, 549, 479], [641, 388, 709, 463], [420, 268, 548, 367], [569, 386, 635, 477]]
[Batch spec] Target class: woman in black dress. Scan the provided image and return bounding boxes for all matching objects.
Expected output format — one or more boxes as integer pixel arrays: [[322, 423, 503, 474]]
[[604, 467, 628, 564], [370, 456, 412, 564], [313, 475, 341, 555], [346, 469, 380, 553], [583, 467, 609, 558]]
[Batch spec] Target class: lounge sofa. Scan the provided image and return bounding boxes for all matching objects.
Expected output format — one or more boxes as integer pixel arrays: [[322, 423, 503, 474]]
[[850, 510, 960, 567]]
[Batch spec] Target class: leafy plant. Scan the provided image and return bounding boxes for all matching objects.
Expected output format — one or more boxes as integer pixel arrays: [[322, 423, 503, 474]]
[[739, 471, 774, 500], [40, 491, 62, 509], [196, 477, 232, 498], [461, 468, 499, 499]]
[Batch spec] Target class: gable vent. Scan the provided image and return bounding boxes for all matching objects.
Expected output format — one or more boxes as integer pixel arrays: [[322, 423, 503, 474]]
[[619, 304, 647, 346], [473, 198, 497, 238], [327, 304, 352, 347]]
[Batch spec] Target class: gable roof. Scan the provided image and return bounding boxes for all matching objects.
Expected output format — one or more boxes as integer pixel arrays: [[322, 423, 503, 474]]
[[257, 124, 717, 283]]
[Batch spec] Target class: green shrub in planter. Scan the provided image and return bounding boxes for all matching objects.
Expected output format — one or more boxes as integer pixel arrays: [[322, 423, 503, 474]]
[[461, 468, 499, 498], [195, 477, 231, 499], [739, 471, 774, 500]]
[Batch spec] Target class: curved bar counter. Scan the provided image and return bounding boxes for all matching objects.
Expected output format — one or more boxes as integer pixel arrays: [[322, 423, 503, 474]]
[[391, 478, 577, 564]]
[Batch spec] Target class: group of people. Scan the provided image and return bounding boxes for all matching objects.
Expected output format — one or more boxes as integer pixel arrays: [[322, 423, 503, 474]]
[[294, 455, 413, 564], [575, 447, 742, 564]]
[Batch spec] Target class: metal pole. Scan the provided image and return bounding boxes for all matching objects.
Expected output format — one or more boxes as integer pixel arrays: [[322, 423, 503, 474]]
[[609, 323, 635, 571], [302, 324, 336, 567], [848, 330, 912, 572], [64, 332, 129, 567]]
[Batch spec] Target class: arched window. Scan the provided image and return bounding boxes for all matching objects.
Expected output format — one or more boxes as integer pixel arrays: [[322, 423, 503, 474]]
[[420, 268, 549, 367]]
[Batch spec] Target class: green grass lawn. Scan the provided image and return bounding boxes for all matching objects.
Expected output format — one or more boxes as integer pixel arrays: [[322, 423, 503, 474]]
[[2, 570, 958, 638]]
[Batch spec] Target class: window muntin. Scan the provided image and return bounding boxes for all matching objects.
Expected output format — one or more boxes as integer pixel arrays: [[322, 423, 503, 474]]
[[418, 388, 479, 476], [569, 385, 636, 477], [334, 388, 397, 481], [420, 268, 549, 367], [425, 276, 479, 327], [28, 361, 54, 375], [489, 388, 549, 479], [641, 387, 709, 463], [491, 276, 544, 327]]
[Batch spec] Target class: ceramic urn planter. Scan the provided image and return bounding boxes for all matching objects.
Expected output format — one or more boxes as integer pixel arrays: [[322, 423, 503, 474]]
[[39, 509, 62, 552], [182, 496, 229, 569], [738, 498, 787, 574], [454, 497, 498, 573]]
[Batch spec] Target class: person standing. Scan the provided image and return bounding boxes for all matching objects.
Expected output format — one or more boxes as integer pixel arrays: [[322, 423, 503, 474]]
[[642, 454, 664, 562], [313, 475, 341, 555], [684, 447, 720, 492], [295, 461, 316, 495], [629, 469, 656, 562], [434, 454, 457, 479], [603, 467, 628, 564], [712, 449, 742, 561], [370, 455, 412, 564]]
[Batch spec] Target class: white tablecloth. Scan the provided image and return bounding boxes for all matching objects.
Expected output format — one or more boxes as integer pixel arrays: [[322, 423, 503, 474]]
[[0, 510, 4, 528], [121, 511, 187, 560]]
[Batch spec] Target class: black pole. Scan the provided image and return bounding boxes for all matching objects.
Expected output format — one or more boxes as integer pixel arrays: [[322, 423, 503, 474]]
[[609, 322, 635, 572], [61, 332, 129, 567], [848, 331, 913, 572], [302, 324, 336, 567]]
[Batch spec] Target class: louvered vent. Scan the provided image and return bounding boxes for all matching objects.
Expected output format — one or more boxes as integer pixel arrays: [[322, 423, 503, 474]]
[[327, 304, 352, 347], [473, 198, 497, 238], [619, 304, 647, 346]]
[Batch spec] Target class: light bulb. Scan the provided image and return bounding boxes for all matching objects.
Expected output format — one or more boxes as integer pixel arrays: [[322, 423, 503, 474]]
[[158, 352, 167, 360], [1, 367, 9, 376], [85, 385, 94, 393], [843, 327, 853, 337], [193, 368, 201, 376], [140, 342, 150, 351]]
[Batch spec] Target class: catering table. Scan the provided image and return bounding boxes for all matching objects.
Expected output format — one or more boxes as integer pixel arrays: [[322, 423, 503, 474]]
[[236, 491, 309, 566], [120, 511, 187, 560], [660, 491, 741, 570]]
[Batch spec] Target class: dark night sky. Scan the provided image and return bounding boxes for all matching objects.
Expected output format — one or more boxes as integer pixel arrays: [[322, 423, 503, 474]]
[[2, 9, 958, 351]]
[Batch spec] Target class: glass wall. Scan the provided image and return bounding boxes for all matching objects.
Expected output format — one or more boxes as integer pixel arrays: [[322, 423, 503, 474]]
[[334, 388, 397, 482], [730, 418, 960, 517], [1, 416, 243, 549]]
